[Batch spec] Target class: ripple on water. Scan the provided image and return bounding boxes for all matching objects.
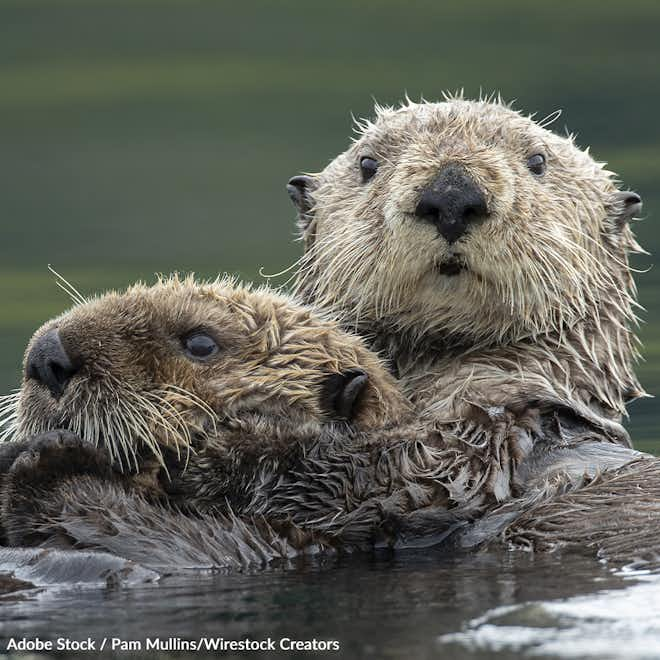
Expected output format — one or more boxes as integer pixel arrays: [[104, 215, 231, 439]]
[[440, 568, 660, 660]]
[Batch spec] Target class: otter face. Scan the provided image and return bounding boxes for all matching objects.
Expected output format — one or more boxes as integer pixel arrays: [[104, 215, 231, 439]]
[[5, 277, 406, 470], [291, 98, 643, 346]]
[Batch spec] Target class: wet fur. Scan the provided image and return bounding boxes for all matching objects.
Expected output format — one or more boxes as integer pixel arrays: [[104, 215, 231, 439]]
[[1, 420, 657, 570], [293, 96, 646, 448], [0, 275, 407, 472], [0, 273, 654, 570], [2, 406, 656, 571], [0, 98, 655, 571]]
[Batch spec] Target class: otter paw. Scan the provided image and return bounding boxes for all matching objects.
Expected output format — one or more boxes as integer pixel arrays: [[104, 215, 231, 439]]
[[8, 430, 111, 487], [1, 432, 115, 547], [0, 438, 37, 478]]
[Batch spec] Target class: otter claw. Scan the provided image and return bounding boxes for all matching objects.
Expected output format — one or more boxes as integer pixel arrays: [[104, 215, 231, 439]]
[[29, 429, 84, 452]]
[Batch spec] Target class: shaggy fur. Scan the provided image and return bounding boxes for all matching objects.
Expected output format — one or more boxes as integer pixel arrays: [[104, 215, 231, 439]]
[[2, 433, 303, 571], [0, 275, 408, 475], [0, 98, 654, 570], [503, 457, 660, 567], [0, 273, 655, 570], [292, 96, 646, 448], [1, 420, 655, 571]]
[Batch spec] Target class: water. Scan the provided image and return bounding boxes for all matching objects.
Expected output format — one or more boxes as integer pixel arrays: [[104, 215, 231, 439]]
[[444, 571, 660, 659], [0, 3, 659, 657], [1, 547, 658, 659]]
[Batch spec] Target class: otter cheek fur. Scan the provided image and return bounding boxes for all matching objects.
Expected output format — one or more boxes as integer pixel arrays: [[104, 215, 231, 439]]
[[292, 96, 645, 438], [4, 276, 408, 474]]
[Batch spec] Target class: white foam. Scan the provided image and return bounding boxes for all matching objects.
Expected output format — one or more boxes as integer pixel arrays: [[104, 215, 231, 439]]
[[440, 575, 660, 659]]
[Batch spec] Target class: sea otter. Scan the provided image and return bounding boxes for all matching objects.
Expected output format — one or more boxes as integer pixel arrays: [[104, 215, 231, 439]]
[[288, 96, 646, 451], [0, 275, 409, 541], [0, 98, 654, 571], [1, 277, 658, 570], [0, 276, 523, 553]]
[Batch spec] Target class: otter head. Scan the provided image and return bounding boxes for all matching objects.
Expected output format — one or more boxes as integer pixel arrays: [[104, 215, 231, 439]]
[[5, 276, 407, 470], [290, 97, 643, 348]]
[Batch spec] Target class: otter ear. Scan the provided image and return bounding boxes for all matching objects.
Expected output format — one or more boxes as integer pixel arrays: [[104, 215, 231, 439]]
[[320, 368, 369, 421], [287, 174, 317, 234], [611, 190, 643, 229]]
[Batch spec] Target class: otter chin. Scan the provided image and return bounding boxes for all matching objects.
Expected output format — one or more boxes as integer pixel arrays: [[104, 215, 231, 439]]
[[436, 255, 468, 277]]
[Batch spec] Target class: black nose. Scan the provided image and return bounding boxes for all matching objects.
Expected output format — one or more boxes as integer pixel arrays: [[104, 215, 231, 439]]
[[25, 328, 79, 398], [414, 164, 489, 243], [286, 175, 313, 205]]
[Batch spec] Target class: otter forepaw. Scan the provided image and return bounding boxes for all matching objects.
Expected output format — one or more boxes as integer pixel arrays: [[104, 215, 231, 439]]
[[0, 431, 114, 546], [9, 430, 111, 487]]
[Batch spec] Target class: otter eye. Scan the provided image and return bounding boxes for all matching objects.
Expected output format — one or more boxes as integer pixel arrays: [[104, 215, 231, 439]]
[[182, 332, 218, 360], [360, 157, 379, 183], [527, 153, 546, 176]]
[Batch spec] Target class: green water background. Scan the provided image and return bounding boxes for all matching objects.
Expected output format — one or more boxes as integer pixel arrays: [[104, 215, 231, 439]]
[[0, 0, 658, 450]]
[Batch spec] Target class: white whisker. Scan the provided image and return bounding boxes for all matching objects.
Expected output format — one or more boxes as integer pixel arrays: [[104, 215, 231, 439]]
[[48, 264, 87, 306]]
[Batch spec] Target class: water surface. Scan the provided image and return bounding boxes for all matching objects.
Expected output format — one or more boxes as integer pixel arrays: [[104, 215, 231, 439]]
[[1, 548, 657, 659]]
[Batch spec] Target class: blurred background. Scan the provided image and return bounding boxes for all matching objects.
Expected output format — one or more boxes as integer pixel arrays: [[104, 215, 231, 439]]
[[0, 0, 658, 448]]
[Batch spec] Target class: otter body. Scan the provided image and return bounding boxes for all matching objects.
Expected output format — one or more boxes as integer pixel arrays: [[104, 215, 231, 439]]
[[1, 422, 655, 570], [0, 277, 536, 554], [1, 274, 657, 570], [0, 275, 411, 546]]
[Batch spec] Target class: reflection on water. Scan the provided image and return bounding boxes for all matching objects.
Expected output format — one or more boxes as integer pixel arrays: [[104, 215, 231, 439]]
[[443, 568, 660, 659], [0, 548, 653, 659]]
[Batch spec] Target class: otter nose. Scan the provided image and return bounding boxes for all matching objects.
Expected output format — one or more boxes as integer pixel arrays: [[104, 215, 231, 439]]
[[26, 328, 79, 399], [414, 165, 489, 243]]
